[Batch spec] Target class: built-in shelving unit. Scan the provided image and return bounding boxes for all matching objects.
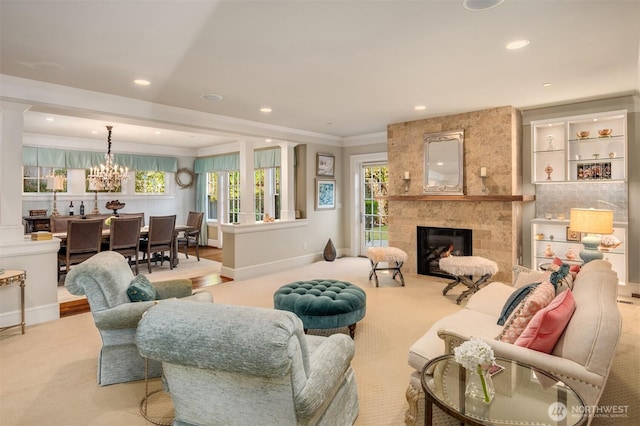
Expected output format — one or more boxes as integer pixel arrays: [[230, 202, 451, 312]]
[[531, 110, 628, 284]]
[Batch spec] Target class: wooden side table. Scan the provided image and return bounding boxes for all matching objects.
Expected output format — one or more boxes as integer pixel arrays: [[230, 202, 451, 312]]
[[0, 269, 27, 334]]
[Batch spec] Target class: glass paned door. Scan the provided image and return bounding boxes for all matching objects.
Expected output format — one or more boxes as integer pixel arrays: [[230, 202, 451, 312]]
[[361, 164, 389, 251]]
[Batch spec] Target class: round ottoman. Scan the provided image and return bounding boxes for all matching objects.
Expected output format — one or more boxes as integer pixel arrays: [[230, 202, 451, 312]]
[[273, 279, 366, 338]]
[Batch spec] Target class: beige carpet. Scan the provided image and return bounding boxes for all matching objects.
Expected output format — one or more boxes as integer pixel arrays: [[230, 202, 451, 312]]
[[2, 257, 638, 425]]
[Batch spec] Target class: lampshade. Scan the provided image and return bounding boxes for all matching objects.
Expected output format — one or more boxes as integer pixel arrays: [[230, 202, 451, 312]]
[[569, 208, 614, 264], [569, 208, 614, 235], [46, 176, 64, 191]]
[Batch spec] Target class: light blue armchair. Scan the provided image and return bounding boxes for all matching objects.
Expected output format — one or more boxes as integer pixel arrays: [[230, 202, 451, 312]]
[[136, 299, 359, 425], [65, 251, 213, 386]]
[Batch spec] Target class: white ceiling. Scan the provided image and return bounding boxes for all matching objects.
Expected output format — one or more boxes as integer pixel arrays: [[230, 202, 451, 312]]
[[1, 0, 639, 149]]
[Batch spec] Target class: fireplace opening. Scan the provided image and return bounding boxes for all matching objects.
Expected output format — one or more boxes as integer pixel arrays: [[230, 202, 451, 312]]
[[417, 226, 472, 278]]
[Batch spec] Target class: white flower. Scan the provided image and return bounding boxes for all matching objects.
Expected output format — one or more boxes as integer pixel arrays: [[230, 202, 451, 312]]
[[454, 338, 495, 370]]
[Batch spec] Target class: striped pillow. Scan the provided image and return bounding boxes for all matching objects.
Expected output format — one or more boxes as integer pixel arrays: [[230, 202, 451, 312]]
[[497, 281, 556, 344]]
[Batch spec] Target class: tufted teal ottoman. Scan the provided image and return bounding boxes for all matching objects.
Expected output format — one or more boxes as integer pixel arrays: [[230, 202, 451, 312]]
[[273, 279, 366, 338]]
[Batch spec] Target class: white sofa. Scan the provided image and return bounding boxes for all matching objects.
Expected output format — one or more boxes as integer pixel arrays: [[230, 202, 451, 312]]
[[405, 259, 622, 425]]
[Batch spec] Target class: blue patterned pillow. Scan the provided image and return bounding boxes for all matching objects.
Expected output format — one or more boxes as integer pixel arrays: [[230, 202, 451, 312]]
[[127, 275, 156, 302], [497, 282, 540, 326]]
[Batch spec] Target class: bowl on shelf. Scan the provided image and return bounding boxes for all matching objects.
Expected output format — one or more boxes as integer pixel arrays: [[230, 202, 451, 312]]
[[576, 131, 589, 139], [598, 129, 612, 137]]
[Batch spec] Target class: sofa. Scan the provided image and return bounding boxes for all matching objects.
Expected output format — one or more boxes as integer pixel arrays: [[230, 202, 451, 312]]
[[136, 299, 359, 426], [65, 251, 213, 386], [405, 259, 622, 425]]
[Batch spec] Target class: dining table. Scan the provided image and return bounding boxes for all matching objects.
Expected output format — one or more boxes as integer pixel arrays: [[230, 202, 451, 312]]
[[52, 224, 194, 268]]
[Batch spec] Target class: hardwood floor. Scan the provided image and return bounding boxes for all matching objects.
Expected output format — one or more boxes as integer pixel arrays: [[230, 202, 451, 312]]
[[59, 246, 227, 318]]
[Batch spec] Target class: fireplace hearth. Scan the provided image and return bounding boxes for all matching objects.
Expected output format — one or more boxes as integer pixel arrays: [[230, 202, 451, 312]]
[[417, 226, 472, 278]]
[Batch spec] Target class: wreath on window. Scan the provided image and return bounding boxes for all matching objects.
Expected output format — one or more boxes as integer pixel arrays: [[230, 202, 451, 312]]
[[175, 168, 195, 189]]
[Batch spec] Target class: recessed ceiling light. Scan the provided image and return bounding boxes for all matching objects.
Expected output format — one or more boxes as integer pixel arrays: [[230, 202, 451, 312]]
[[201, 93, 223, 101], [154, 131, 162, 135], [260, 107, 272, 113], [91, 130, 98, 134], [265, 139, 272, 143], [436, 162, 444, 166], [134, 79, 151, 86], [414, 105, 426, 111], [45, 117, 54, 122], [542, 82, 552, 87], [463, 0, 505, 11], [506, 40, 530, 50]]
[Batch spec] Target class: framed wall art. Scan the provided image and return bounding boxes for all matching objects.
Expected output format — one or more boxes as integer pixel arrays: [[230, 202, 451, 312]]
[[316, 153, 335, 177], [315, 179, 336, 210], [566, 227, 581, 242]]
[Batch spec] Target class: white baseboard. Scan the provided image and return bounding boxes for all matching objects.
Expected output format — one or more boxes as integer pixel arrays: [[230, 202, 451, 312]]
[[221, 252, 327, 281], [0, 302, 59, 328]]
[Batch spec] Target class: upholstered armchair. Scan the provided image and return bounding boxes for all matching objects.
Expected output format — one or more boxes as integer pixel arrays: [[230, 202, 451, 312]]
[[136, 299, 359, 425], [65, 251, 213, 386]]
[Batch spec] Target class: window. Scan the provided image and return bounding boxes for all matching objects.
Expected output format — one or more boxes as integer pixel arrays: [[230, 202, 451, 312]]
[[207, 172, 218, 220], [228, 171, 240, 223], [135, 171, 165, 193], [23, 167, 67, 193], [255, 167, 280, 221]]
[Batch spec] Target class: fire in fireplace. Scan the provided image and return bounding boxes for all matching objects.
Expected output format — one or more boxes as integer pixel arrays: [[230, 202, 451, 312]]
[[417, 226, 472, 278]]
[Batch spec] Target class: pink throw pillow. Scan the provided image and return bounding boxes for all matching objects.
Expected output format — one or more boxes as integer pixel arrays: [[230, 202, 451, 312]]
[[498, 281, 555, 344], [514, 290, 576, 353]]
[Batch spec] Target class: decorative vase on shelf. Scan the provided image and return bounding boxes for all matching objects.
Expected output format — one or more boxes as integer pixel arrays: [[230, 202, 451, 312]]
[[466, 365, 495, 404], [565, 248, 576, 260], [544, 244, 555, 257], [544, 164, 553, 180]]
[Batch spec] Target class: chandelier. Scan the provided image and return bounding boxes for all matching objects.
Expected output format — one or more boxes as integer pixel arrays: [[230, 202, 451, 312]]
[[87, 125, 129, 192]]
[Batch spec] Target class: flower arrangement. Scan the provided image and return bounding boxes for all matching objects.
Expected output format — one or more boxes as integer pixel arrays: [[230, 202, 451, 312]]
[[104, 216, 117, 226], [454, 338, 495, 403]]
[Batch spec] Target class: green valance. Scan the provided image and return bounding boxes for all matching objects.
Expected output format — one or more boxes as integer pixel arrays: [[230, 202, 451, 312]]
[[194, 148, 281, 173], [23, 147, 177, 172]]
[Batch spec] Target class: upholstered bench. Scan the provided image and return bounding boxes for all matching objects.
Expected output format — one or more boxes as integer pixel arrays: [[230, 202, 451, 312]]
[[273, 279, 366, 338], [366, 247, 407, 287]]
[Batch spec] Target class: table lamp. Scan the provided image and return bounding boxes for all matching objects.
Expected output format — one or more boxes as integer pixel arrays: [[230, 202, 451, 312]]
[[47, 176, 65, 216], [568, 208, 614, 264]]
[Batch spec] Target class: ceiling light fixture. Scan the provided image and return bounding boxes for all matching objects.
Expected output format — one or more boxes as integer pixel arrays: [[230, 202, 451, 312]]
[[506, 40, 530, 50], [542, 82, 552, 87], [201, 93, 223, 101], [265, 139, 272, 143], [414, 105, 427, 111], [87, 126, 129, 192], [46, 117, 54, 122], [260, 107, 272, 113], [134, 79, 151, 86], [463, 0, 505, 11]]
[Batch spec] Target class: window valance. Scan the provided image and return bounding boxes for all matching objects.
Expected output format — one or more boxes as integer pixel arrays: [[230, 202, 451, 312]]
[[194, 148, 282, 173], [23, 147, 178, 172]]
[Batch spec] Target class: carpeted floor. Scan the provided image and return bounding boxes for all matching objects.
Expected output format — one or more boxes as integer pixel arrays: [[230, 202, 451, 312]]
[[2, 257, 638, 425]]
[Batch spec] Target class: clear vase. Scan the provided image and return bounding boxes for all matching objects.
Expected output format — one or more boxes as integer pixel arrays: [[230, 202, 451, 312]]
[[465, 365, 495, 404]]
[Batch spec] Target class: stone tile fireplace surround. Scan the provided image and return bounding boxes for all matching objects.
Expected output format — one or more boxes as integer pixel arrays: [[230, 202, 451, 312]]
[[386, 106, 528, 283]]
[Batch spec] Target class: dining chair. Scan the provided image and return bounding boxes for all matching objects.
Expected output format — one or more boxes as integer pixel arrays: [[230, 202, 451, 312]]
[[58, 219, 103, 279], [118, 212, 145, 226], [108, 216, 142, 275], [177, 211, 204, 261], [139, 215, 176, 273]]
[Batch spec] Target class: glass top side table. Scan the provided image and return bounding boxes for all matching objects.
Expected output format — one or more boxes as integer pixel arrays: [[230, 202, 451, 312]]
[[0, 269, 27, 334], [421, 354, 586, 426]]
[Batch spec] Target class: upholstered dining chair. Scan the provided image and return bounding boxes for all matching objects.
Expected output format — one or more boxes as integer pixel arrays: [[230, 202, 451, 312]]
[[139, 215, 176, 273], [108, 216, 142, 275], [177, 211, 204, 261], [58, 219, 103, 279], [65, 251, 213, 386]]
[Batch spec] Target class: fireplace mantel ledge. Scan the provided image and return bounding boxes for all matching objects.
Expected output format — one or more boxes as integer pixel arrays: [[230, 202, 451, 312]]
[[380, 195, 535, 202]]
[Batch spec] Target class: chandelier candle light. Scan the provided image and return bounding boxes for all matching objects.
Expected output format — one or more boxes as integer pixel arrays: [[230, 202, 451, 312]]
[[87, 126, 129, 192]]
